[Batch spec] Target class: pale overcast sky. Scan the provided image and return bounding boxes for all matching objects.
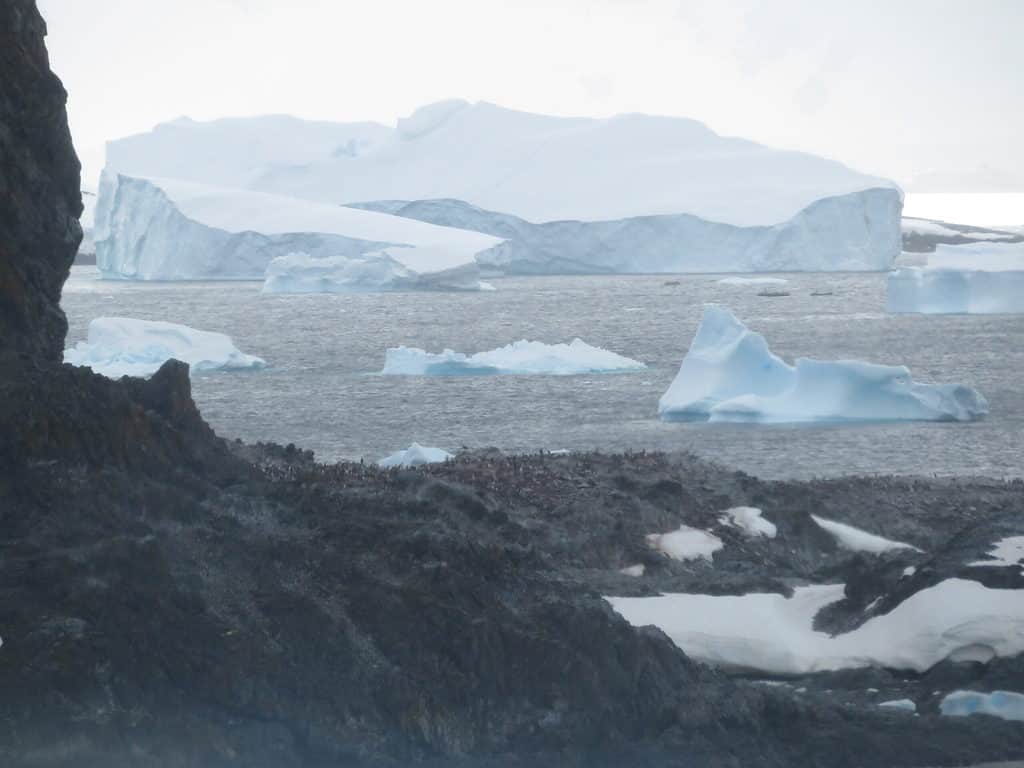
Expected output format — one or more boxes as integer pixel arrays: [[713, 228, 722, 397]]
[[37, 0, 1024, 192]]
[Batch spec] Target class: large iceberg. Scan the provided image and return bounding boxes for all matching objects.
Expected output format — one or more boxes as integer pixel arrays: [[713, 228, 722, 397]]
[[63, 317, 266, 378], [94, 173, 501, 282], [658, 305, 988, 423], [103, 101, 903, 274], [607, 578, 1024, 675], [381, 339, 646, 376], [888, 242, 1024, 314], [262, 251, 490, 293]]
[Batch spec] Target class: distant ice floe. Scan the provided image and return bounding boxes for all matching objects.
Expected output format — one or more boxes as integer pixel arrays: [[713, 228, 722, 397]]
[[262, 251, 491, 293], [607, 578, 1024, 675], [879, 699, 917, 712], [647, 525, 723, 562], [970, 537, 1024, 568], [718, 507, 777, 538], [888, 242, 1024, 314], [378, 443, 453, 468], [381, 339, 646, 376], [716, 276, 789, 286], [658, 305, 988, 423], [63, 317, 265, 378], [941, 690, 1024, 721], [811, 515, 920, 554]]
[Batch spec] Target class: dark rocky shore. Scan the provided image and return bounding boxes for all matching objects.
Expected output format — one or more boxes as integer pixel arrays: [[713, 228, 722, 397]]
[[2, 2, 1024, 765]]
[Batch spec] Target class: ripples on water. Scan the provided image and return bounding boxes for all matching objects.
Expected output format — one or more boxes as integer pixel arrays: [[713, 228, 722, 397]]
[[62, 267, 1024, 480]]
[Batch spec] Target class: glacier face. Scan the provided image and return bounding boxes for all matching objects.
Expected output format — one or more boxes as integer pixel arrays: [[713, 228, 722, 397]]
[[102, 102, 903, 275], [887, 242, 1024, 314], [95, 173, 500, 282], [659, 305, 988, 423], [355, 189, 902, 274], [63, 317, 265, 379]]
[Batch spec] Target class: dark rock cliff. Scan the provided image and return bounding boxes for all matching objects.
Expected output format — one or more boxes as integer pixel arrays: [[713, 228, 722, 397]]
[[0, 0, 82, 366]]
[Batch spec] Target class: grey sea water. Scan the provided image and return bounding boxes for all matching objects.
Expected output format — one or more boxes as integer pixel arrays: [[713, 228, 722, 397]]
[[62, 267, 1024, 480]]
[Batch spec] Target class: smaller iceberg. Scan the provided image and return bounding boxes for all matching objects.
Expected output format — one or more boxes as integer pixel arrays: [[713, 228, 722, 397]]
[[262, 251, 492, 293], [382, 339, 646, 376], [888, 242, 1024, 314], [64, 317, 265, 378], [940, 690, 1024, 722], [658, 305, 987, 423], [378, 443, 453, 468]]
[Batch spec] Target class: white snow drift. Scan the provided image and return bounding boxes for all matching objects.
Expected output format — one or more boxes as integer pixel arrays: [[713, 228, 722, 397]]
[[658, 305, 988, 423], [103, 101, 902, 275], [941, 690, 1024, 721], [888, 242, 1024, 314], [607, 578, 1024, 675], [970, 537, 1024, 569], [811, 516, 920, 554], [94, 173, 501, 283], [378, 443, 453, 468], [63, 317, 265, 378], [381, 340, 646, 376], [646, 526, 723, 562]]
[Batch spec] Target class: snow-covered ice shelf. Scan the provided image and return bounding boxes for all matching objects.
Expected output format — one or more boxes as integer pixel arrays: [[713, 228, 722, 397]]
[[63, 317, 265, 378], [658, 305, 988, 423], [381, 339, 646, 376]]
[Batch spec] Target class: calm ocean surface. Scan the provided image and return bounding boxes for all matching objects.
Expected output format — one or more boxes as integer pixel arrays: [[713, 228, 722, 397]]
[[62, 267, 1024, 480]]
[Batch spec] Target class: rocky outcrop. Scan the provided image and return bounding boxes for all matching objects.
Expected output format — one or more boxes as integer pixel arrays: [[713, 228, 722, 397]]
[[0, 0, 82, 366]]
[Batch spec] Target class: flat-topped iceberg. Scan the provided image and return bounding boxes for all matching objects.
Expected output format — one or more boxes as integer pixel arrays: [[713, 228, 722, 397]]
[[104, 102, 902, 274], [888, 242, 1024, 314], [63, 317, 265, 378], [607, 578, 1024, 675], [94, 173, 501, 282], [378, 443, 453, 468], [262, 251, 490, 293], [381, 339, 646, 376], [658, 305, 987, 423]]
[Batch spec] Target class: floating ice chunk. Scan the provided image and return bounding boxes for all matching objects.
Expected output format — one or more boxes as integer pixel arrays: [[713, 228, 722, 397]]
[[63, 317, 265, 379], [378, 443, 453, 468], [620, 564, 646, 577], [717, 277, 789, 286], [262, 251, 490, 293], [647, 526, 723, 562], [718, 507, 777, 538], [381, 339, 646, 376], [940, 690, 1024, 721], [887, 243, 1024, 314], [607, 578, 1024, 675], [658, 305, 988, 423], [879, 699, 917, 712], [970, 536, 1024, 568], [811, 515, 921, 554]]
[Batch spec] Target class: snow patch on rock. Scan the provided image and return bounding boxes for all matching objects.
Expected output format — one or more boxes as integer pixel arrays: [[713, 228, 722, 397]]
[[646, 526, 723, 562], [718, 507, 777, 538], [811, 515, 920, 554], [378, 443, 453, 468]]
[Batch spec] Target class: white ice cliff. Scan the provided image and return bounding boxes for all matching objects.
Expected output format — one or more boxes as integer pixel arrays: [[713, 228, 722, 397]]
[[94, 173, 501, 282], [658, 305, 988, 423], [888, 242, 1024, 314], [102, 101, 903, 275], [63, 317, 266, 379]]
